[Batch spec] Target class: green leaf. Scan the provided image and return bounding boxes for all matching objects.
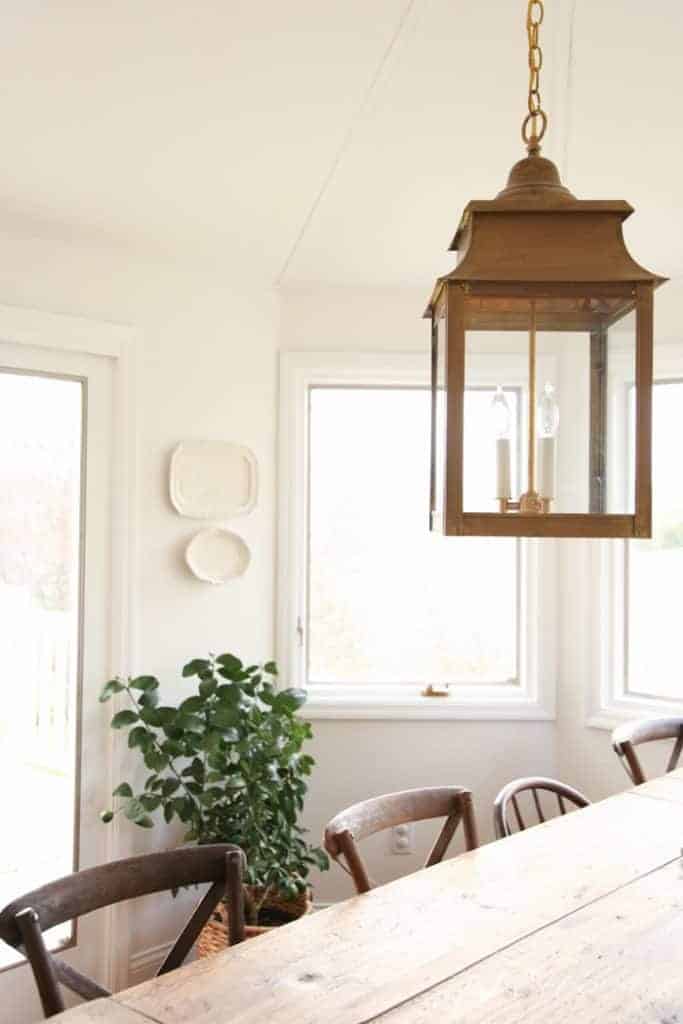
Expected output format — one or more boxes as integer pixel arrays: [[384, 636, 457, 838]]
[[100, 810, 114, 823], [207, 753, 227, 771], [135, 816, 155, 828], [138, 689, 160, 709], [111, 709, 139, 729], [199, 678, 217, 699], [161, 740, 184, 757], [124, 798, 146, 821], [215, 683, 241, 705], [211, 705, 240, 730], [216, 726, 239, 742], [140, 794, 162, 811], [156, 706, 178, 726], [263, 661, 278, 676], [201, 729, 224, 754], [162, 778, 181, 797], [215, 653, 243, 679], [198, 788, 222, 806], [128, 726, 151, 750], [99, 679, 126, 702], [273, 689, 307, 714], [182, 659, 211, 678], [129, 675, 160, 692], [112, 782, 133, 798], [143, 749, 169, 772], [163, 802, 175, 824], [138, 706, 161, 727], [172, 797, 195, 822], [179, 696, 205, 714], [187, 758, 205, 781], [225, 775, 246, 790]]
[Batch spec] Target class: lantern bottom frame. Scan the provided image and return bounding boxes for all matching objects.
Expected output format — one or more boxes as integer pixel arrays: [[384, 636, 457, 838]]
[[444, 513, 647, 539]]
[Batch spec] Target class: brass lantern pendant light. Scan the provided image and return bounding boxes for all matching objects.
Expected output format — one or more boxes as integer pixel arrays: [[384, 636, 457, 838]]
[[426, 0, 666, 539]]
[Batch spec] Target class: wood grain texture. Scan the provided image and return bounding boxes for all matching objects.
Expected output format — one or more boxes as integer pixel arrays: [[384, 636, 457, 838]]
[[631, 770, 683, 805], [375, 860, 683, 1023], [51, 1001, 150, 1023], [114, 790, 682, 1024]]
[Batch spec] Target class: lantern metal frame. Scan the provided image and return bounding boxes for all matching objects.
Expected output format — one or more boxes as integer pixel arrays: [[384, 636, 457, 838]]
[[426, 150, 666, 540]]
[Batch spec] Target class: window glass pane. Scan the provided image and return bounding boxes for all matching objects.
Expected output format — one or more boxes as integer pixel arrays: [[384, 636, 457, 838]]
[[308, 387, 518, 686], [0, 370, 82, 963], [605, 308, 637, 514], [627, 379, 683, 698]]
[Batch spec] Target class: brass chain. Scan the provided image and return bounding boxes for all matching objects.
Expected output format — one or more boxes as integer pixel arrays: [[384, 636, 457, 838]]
[[522, 0, 547, 150]]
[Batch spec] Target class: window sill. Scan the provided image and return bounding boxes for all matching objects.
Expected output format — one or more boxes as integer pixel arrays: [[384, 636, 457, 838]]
[[588, 694, 683, 732], [302, 689, 554, 721]]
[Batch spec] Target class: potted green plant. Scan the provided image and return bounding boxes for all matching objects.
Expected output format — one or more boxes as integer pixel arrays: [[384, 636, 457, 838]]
[[99, 654, 328, 948]]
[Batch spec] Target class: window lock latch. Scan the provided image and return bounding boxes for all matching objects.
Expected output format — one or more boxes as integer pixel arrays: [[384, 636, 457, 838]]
[[421, 684, 450, 698]]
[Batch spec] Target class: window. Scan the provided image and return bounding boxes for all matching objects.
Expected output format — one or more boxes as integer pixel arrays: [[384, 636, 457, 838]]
[[279, 353, 554, 719], [596, 352, 683, 722], [0, 369, 83, 964]]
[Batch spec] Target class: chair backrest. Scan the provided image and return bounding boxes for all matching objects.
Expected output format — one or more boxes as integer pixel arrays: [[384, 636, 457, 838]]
[[494, 776, 590, 839], [0, 844, 245, 1019], [323, 786, 478, 894], [612, 717, 683, 785]]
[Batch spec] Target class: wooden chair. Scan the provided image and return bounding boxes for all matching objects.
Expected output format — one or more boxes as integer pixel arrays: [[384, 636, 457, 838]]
[[323, 787, 478, 894], [612, 717, 683, 785], [493, 777, 590, 839], [0, 844, 245, 1019]]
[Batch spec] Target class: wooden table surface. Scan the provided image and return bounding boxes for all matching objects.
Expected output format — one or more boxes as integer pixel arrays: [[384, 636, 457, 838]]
[[54, 771, 683, 1024]]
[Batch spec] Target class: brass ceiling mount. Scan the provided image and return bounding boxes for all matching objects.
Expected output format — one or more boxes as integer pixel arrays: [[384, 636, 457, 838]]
[[496, 151, 575, 204]]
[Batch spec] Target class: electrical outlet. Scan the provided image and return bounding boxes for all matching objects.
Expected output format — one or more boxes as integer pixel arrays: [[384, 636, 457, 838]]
[[391, 823, 414, 855]]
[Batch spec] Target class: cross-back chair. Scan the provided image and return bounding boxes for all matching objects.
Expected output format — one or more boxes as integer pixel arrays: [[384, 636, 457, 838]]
[[323, 786, 479, 895], [0, 844, 246, 1019], [494, 776, 590, 839], [612, 717, 683, 786]]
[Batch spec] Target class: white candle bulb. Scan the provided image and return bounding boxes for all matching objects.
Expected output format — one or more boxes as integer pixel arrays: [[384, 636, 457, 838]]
[[491, 386, 512, 500], [538, 383, 559, 500]]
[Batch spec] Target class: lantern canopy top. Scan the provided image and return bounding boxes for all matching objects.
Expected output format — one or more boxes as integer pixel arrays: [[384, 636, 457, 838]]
[[424, 152, 667, 321]]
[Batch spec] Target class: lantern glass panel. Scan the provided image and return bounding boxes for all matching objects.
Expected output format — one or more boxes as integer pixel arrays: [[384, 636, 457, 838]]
[[461, 290, 637, 517], [605, 307, 637, 515]]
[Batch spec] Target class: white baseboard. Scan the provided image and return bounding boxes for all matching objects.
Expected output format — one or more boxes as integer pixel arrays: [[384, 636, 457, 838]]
[[128, 941, 174, 987]]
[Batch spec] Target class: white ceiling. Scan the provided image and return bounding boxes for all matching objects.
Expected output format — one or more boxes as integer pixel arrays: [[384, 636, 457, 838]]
[[0, 1, 680, 290]]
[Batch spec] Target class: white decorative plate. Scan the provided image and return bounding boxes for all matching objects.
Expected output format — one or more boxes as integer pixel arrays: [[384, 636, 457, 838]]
[[170, 441, 257, 519], [185, 528, 251, 584]]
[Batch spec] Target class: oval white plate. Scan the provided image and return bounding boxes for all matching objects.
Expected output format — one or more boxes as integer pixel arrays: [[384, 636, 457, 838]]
[[185, 528, 251, 584], [170, 441, 258, 519]]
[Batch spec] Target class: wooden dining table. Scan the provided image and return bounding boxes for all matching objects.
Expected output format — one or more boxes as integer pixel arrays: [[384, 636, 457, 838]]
[[55, 770, 683, 1024]]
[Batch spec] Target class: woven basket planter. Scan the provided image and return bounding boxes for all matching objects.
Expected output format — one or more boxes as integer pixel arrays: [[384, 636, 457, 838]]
[[197, 888, 312, 958]]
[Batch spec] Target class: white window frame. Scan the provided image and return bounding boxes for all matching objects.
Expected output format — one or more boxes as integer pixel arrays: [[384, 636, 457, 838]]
[[589, 341, 683, 729], [0, 303, 138, 990], [278, 351, 556, 720]]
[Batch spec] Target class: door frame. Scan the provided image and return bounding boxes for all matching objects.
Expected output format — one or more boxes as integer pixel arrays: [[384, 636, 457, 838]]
[[0, 303, 139, 991]]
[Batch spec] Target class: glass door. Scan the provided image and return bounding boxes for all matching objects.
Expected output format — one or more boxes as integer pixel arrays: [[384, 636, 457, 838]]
[[0, 340, 115, 1022]]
